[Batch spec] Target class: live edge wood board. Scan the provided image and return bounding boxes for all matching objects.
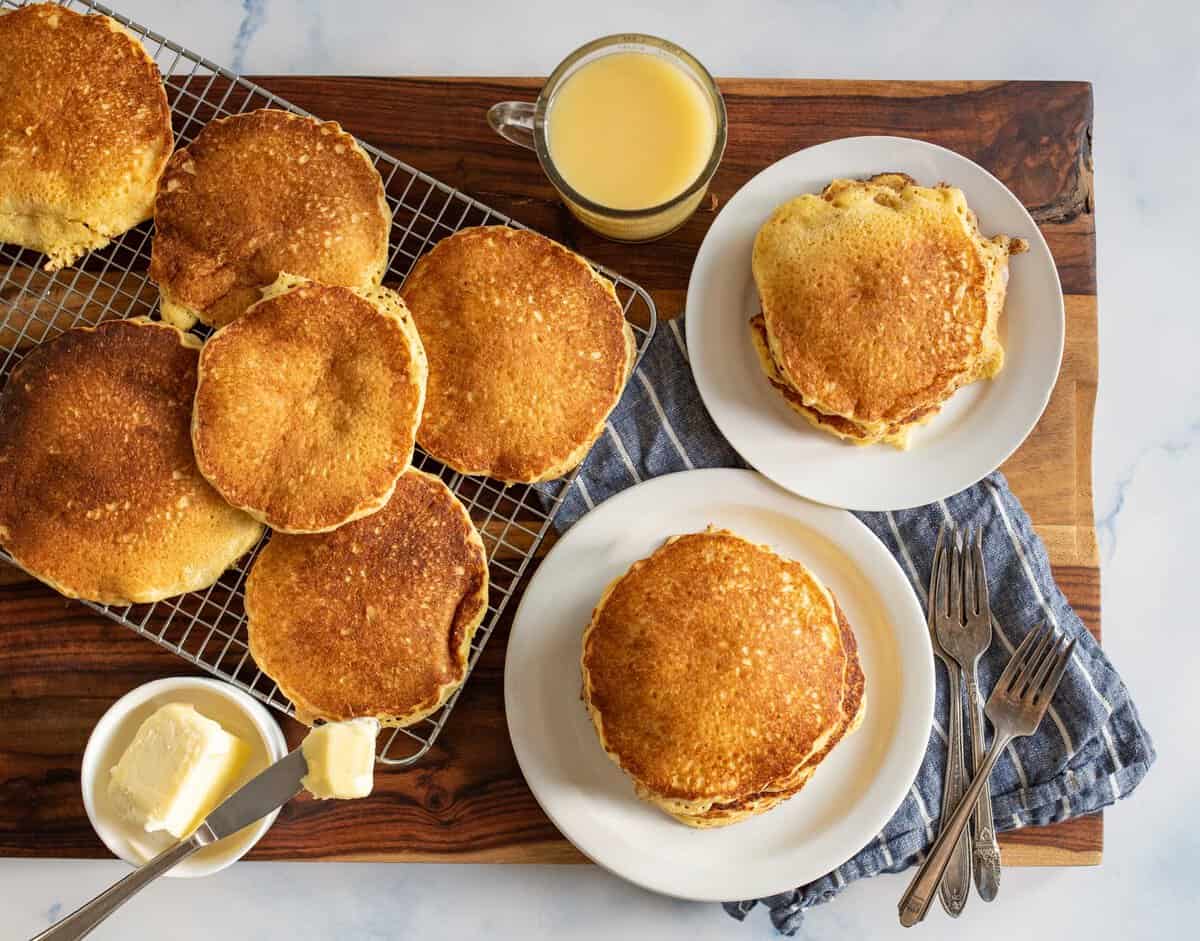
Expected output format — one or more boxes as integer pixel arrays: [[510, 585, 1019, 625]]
[[0, 79, 1100, 867]]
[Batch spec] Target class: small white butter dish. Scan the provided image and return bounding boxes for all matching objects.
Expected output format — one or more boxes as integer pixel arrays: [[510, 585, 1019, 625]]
[[81, 676, 287, 877]]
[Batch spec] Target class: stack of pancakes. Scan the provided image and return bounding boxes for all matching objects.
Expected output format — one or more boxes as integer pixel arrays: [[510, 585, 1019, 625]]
[[751, 174, 1027, 448], [582, 529, 865, 827]]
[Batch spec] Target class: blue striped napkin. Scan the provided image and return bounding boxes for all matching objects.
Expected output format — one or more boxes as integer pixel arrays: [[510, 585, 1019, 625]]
[[541, 317, 1155, 934]]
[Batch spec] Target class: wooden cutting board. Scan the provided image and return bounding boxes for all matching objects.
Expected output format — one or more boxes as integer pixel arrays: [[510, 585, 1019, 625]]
[[0, 78, 1099, 867]]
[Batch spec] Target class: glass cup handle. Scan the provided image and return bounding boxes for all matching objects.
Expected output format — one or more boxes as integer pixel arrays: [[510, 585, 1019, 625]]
[[487, 101, 537, 151]]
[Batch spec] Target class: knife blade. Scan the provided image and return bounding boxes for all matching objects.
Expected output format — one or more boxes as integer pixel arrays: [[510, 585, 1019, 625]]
[[200, 748, 308, 842]]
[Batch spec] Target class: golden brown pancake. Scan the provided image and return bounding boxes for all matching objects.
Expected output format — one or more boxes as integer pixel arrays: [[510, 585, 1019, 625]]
[[0, 4, 173, 270], [192, 274, 427, 533], [401, 226, 634, 483], [581, 528, 864, 826], [664, 602, 866, 827], [749, 313, 939, 447], [0, 319, 263, 605], [245, 469, 489, 726], [150, 109, 390, 329], [752, 173, 1027, 447]]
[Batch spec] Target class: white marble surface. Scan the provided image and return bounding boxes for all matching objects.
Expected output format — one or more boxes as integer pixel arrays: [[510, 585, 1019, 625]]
[[4, 0, 1198, 937]]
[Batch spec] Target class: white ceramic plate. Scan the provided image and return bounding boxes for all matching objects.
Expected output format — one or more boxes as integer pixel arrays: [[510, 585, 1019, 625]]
[[504, 468, 933, 901], [686, 136, 1064, 511]]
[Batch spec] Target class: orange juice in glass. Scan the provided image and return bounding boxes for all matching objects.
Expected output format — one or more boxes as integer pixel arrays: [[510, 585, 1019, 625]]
[[488, 34, 727, 242]]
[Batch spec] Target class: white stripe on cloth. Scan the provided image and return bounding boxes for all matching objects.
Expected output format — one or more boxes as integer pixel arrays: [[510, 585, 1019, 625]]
[[635, 369, 695, 469], [878, 834, 895, 869], [909, 784, 936, 843], [605, 424, 642, 484], [987, 485, 1111, 763], [1102, 725, 1123, 773], [574, 474, 596, 511], [884, 512, 948, 747], [667, 318, 689, 362]]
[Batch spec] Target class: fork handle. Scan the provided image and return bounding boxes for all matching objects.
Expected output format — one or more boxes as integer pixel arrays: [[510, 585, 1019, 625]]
[[936, 659, 971, 916], [964, 669, 1002, 901], [899, 734, 1013, 927]]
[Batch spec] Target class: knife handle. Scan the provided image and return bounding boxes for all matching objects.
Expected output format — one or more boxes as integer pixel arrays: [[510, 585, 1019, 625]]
[[31, 834, 203, 941]]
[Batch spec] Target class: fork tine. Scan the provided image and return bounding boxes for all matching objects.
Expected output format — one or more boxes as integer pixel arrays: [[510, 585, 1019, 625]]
[[935, 527, 951, 619], [1015, 625, 1059, 696], [929, 524, 947, 610], [996, 621, 1047, 693], [1027, 632, 1069, 698], [971, 527, 988, 616], [1034, 638, 1077, 706], [962, 527, 977, 617], [948, 531, 963, 622]]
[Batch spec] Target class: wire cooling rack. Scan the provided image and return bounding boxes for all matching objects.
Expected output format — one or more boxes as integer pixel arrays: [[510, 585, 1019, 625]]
[[0, 0, 657, 765]]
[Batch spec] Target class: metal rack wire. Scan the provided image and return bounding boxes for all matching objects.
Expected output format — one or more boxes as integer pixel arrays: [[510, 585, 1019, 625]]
[[0, 0, 657, 765]]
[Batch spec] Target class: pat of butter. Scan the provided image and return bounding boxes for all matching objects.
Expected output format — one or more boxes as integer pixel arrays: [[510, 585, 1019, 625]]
[[300, 718, 380, 800], [108, 703, 250, 839]]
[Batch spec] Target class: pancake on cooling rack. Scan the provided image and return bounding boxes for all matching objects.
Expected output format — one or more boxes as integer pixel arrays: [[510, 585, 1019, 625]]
[[150, 108, 390, 329], [581, 528, 865, 828], [400, 226, 634, 483], [0, 3, 173, 270], [0, 319, 263, 605], [751, 173, 1028, 448], [246, 469, 489, 727], [192, 274, 427, 533]]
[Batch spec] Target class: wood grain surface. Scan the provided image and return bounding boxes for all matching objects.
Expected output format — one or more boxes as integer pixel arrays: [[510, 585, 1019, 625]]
[[0, 78, 1100, 867]]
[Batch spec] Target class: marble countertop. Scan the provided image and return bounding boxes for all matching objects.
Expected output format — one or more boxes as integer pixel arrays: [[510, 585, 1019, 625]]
[[4, 0, 1197, 938]]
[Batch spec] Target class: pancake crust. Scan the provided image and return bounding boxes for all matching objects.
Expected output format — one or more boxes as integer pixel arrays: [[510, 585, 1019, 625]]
[[665, 602, 866, 828], [0, 4, 173, 270], [0, 319, 263, 604], [245, 469, 489, 727], [753, 174, 1026, 443], [749, 313, 938, 448], [193, 274, 427, 533], [150, 109, 390, 328], [401, 226, 634, 483], [582, 529, 857, 818]]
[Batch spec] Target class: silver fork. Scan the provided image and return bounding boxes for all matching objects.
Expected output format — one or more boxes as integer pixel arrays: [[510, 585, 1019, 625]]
[[926, 526, 971, 916], [936, 529, 1002, 900], [959, 527, 1002, 899], [898, 622, 1076, 926]]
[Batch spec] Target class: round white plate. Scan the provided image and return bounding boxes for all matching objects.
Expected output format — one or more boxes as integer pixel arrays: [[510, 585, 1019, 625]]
[[686, 135, 1064, 511], [504, 468, 933, 901]]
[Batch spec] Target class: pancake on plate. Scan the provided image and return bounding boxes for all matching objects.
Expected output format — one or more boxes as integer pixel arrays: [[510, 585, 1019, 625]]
[[581, 528, 865, 828], [400, 226, 634, 483], [751, 173, 1028, 448], [193, 274, 427, 533], [245, 469, 488, 727], [0, 319, 263, 605], [0, 3, 173, 270], [150, 108, 390, 329]]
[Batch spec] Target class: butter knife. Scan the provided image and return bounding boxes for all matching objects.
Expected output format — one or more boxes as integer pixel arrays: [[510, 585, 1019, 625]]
[[32, 749, 308, 941]]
